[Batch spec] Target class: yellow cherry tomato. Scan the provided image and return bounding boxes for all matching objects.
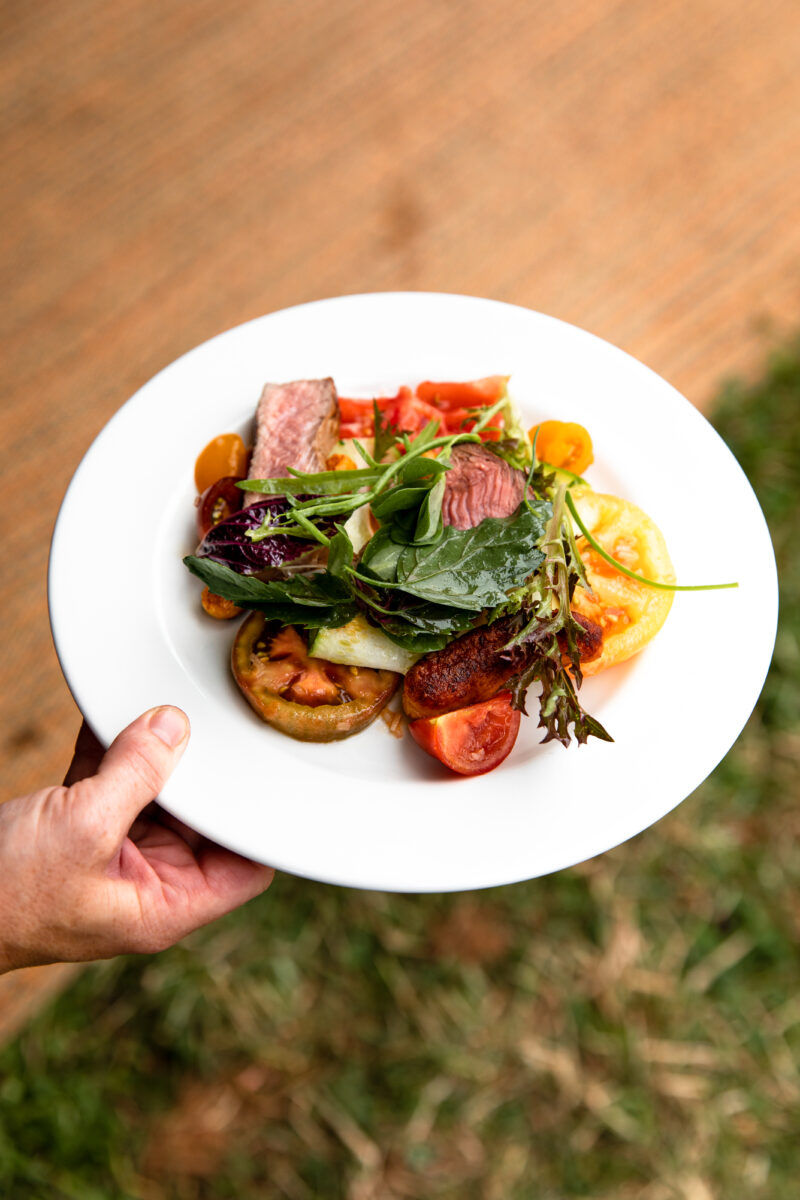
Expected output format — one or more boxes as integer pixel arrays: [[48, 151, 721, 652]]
[[529, 420, 594, 475], [194, 433, 249, 494], [569, 488, 674, 675]]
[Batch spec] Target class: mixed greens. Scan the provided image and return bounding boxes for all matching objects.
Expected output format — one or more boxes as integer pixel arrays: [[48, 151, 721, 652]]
[[185, 403, 616, 746]]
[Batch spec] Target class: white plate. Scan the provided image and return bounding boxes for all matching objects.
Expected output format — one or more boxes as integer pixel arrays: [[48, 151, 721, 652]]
[[49, 293, 778, 893]]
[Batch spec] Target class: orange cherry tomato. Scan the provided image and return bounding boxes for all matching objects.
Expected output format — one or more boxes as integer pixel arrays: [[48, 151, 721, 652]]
[[194, 433, 249, 494], [200, 587, 243, 620], [408, 691, 521, 776], [529, 420, 594, 476]]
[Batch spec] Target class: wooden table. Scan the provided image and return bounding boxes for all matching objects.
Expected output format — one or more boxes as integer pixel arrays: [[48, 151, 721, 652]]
[[1, 0, 799, 1019]]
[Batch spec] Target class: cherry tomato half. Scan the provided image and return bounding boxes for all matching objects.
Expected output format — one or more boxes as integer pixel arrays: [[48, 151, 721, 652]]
[[201, 587, 243, 620], [529, 420, 594, 475], [408, 691, 521, 776], [232, 613, 399, 742], [194, 433, 249, 494], [196, 476, 245, 539]]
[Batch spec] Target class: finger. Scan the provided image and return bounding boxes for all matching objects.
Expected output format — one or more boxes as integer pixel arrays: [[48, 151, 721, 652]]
[[142, 803, 206, 851], [73, 706, 190, 828], [63, 720, 105, 785], [196, 844, 276, 914]]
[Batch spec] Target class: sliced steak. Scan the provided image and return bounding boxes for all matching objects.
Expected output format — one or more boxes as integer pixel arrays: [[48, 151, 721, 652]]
[[441, 443, 526, 530], [245, 378, 339, 502]]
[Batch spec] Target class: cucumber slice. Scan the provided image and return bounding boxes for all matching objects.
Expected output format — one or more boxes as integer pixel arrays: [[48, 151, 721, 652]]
[[309, 616, 420, 674], [342, 504, 374, 554]]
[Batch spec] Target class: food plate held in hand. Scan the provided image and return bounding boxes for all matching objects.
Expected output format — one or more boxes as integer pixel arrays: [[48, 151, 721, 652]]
[[48, 293, 778, 891]]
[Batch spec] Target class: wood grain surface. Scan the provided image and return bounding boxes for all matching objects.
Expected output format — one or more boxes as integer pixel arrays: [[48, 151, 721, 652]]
[[1, 0, 799, 1010]]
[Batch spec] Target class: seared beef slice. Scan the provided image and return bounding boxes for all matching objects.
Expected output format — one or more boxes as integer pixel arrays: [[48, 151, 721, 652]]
[[441, 443, 525, 530], [245, 378, 340, 501]]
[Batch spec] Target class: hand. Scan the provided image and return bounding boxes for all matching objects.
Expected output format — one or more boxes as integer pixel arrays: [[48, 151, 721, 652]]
[[0, 707, 274, 973]]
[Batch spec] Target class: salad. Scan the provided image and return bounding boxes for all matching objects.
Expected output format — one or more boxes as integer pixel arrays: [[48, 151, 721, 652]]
[[183, 376, 722, 775]]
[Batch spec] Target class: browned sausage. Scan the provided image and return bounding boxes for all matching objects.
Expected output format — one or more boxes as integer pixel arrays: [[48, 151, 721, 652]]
[[402, 612, 603, 720]]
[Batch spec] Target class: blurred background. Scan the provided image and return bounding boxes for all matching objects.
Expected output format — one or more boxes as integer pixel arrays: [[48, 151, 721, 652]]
[[1, 1, 799, 1196]]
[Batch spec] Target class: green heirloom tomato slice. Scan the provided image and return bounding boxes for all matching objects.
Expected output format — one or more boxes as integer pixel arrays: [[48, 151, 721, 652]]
[[232, 612, 400, 742]]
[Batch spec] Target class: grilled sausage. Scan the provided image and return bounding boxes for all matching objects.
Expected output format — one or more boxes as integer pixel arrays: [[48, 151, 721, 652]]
[[402, 612, 603, 720]]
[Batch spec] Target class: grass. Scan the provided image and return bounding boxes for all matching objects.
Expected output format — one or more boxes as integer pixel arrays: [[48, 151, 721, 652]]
[[2, 346, 800, 1199]]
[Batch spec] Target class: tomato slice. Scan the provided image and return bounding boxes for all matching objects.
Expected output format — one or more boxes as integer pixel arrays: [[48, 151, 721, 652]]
[[568, 488, 674, 675], [232, 613, 399, 741], [196, 476, 244, 539], [529, 420, 594, 475], [408, 691, 521, 776]]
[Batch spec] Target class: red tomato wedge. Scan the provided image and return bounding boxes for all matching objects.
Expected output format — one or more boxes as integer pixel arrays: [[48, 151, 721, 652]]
[[408, 691, 521, 776]]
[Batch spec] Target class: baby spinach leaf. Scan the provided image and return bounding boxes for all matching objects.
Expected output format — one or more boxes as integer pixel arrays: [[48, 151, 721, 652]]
[[413, 472, 446, 544], [359, 502, 550, 611]]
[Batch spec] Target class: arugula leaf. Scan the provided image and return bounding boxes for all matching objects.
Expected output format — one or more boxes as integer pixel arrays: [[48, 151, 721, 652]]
[[183, 556, 357, 628]]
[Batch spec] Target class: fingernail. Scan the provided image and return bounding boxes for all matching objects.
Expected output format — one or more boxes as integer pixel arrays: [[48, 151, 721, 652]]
[[149, 706, 189, 747]]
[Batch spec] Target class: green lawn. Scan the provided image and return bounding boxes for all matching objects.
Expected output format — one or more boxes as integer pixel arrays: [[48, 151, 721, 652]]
[[2, 348, 799, 1200]]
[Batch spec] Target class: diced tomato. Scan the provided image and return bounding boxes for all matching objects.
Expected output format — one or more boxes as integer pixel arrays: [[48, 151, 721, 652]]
[[338, 379, 508, 444], [416, 376, 508, 410], [408, 691, 521, 776]]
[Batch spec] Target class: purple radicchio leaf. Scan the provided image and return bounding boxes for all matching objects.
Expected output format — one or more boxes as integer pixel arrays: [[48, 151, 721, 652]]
[[195, 495, 331, 575]]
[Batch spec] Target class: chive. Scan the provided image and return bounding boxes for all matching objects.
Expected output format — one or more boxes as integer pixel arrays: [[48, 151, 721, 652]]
[[564, 491, 738, 592]]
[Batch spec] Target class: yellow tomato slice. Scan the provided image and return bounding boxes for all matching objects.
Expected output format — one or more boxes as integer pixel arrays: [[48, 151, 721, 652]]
[[569, 487, 675, 675]]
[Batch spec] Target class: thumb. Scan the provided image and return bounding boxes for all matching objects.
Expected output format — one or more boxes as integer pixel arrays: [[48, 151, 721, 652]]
[[74, 706, 191, 829]]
